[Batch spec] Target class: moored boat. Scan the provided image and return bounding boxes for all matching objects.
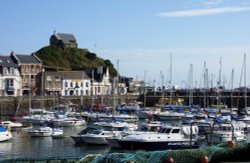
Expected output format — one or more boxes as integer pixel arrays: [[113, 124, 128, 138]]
[[115, 125, 199, 150], [0, 127, 13, 142], [28, 126, 53, 137]]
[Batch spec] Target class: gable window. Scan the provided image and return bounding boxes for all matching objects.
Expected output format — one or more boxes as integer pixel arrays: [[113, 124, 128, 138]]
[[3, 68, 8, 75], [10, 68, 14, 75]]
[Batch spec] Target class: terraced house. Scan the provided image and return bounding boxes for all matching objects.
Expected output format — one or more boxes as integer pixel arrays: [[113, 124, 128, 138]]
[[0, 56, 21, 96], [10, 52, 43, 95]]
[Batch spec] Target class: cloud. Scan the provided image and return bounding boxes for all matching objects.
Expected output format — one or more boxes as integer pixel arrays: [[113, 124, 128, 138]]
[[203, 0, 224, 8], [156, 6, 250, 17]]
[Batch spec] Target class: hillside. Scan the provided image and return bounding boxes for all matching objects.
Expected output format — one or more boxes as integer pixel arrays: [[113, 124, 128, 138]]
[[35, 46, 117, 77]]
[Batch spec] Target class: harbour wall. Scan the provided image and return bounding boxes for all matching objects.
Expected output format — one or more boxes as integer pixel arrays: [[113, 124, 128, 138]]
[[0, 90, 250, 120]]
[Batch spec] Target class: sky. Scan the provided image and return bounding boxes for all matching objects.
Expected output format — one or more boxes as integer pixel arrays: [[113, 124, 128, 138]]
[[1, 0, 250, 89]]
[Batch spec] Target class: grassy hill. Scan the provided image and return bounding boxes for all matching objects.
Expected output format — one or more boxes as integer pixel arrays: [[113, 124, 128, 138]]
[[36, 46, 117, 77]]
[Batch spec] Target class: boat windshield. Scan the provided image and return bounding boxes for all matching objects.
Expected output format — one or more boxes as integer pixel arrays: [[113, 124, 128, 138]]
[[159, 128, 171, 133], [89, 130, 102, 134]]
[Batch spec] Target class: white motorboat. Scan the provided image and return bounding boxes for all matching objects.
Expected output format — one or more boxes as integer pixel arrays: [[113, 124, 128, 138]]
[[0, 121, 23, 131], [206, 122, 246, 143], [28, 126, 53, 137], [74, 130, 121, 145], [52, 118, 86, 127], [0, 127, 13, 142], [114, 125, 199, 150], [52, 128, 64, 138]]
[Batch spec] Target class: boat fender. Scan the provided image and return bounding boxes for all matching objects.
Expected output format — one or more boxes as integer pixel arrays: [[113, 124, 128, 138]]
[[166, 156, 174, 163], [192, 126, 199, 135], [182, 127, 190, 135], [227, 140, 235, 148], [200, 156, 208, 163], [7, 126, 11, 132]]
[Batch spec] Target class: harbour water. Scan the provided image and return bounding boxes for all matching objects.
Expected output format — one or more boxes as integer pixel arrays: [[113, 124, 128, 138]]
[[0, 126, 129, 162]]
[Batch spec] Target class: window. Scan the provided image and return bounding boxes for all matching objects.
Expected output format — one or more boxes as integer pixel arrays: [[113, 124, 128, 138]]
[[85, 90, 88, 95], [31, 65, 34, 73], [172, 129, 180, 134], [55, 76, 60, 81], [25, 66, 29, 73], [47, 75, 52, 81], [81, 82, 83, 87], [36, 65, 40, 73], [64, 90, 68, 96], [3, 68, 7, 75], [70, 82, 73, 87], [10, 68, 14, 75], [65, 81, 68, 87], [86, 82, 89, 87], [76, 90, 79, 96], [7, 79, 14, 87]]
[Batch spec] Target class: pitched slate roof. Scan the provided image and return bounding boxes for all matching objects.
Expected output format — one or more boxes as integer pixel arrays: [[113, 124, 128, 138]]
[[56, 33, 77, 44], [45, 71, 91, 80], [0, 56, 18, 68], [14, 54, 41, 64]]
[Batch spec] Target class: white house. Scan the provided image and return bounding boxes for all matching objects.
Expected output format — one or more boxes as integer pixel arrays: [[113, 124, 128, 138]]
[[85, 66, 112, 95], [0, 56, 22, 96], [44, 71, 91, 96]]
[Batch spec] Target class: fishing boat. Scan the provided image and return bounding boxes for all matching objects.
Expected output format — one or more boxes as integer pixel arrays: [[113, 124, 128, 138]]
[[115, 125, 199, 150], [0, 127, 13, 142]]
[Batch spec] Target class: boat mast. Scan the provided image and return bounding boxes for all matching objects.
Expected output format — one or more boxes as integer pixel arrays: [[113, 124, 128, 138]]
[[188, 64, 193, 106], [230, 68, 234, 108], [244, 54, 247, 108], [169, 53, 173, 105], [217, 57, 222, 109], [203, 61, 207, 108], [29, 68, 31, 116], [143, 70, 147, 108]]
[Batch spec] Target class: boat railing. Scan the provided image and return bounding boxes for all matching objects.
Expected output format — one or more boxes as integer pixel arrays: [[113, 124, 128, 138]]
[[189, 121, 212, 147]]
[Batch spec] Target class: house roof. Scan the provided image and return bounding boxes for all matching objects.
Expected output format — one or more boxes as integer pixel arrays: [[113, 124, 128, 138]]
[[84, 66, 109, 82], [56, 33, 77, 44], [0, 56, 18, 68], [13, 54, 41, 64], [45, 71, 91, 80]]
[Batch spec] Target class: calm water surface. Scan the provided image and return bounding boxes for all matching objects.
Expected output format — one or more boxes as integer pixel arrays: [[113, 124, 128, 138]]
[[0, 126, 125, 161]]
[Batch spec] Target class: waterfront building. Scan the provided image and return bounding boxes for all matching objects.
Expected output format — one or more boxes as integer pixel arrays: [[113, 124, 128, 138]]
[[44, 71, 91, 96], [84, 66, 112, 95], [10, 52, 43, 95], [0, 56, 22, 96]]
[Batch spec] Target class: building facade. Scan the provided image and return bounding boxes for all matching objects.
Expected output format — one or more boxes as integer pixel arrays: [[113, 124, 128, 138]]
[[11, 52, 43, 95], [0, 56, 22, 96], [44, 71, 91, 96], [85, 66, 112, 96]]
